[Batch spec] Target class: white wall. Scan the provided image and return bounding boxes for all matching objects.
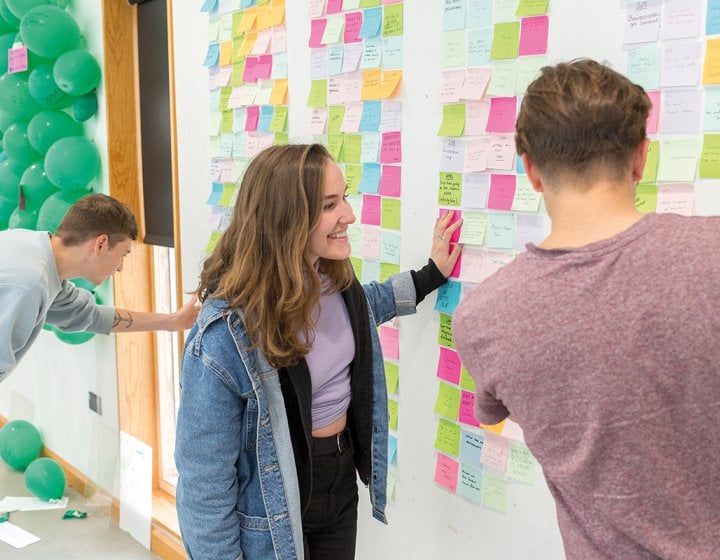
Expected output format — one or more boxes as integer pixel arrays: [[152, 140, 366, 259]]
[[0, 0, 119, 491]]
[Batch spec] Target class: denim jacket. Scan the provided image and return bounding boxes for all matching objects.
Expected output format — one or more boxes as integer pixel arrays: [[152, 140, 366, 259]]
[[175, 272, 418, 560]]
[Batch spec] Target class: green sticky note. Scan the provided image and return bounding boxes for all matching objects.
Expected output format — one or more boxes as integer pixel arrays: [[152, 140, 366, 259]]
[[700, 134, 720, 178], [494, 0, 518, 21], [323, 14, 345, 44], [481, 473, 508, 513], [381, 198, 401, 230], [232, 12, 244, 36], [380, 262, 400, 282], [232, 38, 245, 64], [345, 164, 363, 194], [434, 418, 461, 456], [387, 469, 396, 500], [205, 231, 222, 254], [388, 398, 399, 430], [438, 103, 466, 137], [516, 0, 548, 16], [327, 134, 345, 162], [634, 184, 658, 214], [269, 106, 288, 133], [350, 256, 363, 278], [487, 60, 518, 97], [385, 361, 399, 394], [274, 132, 289, 145], [231, 60, 246, 86], [516, 55, 546, 95], [441, 30, 466, 68], [460, 366, 476, 391], [508, 443, 536, 484], [307, 79, 328, 108], [220, 109, 234, 134], [458, 210, 487, 245], [383, 3, 403, 37], [434, 382, 462, 419], [328, 105, 345, 135], [657, 138, 700, 182], [438, 313, 454, 349], [360, 0, 381, 7], [438, 172, 462, 207], [344, 134, 363, 164], [491, 21, 520, 60], [219, 86, 233, 111], [640, 140, 659, 184]]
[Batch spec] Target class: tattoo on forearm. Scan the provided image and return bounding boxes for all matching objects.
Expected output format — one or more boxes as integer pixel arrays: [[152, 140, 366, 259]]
[[112, 311, 134, 329]]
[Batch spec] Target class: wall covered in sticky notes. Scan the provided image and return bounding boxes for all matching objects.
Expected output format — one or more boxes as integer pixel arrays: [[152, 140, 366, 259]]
[[173, 1, 720, 559]]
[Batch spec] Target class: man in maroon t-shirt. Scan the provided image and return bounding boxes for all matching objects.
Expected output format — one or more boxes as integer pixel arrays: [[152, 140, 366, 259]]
[[454, 60, 720, 560]]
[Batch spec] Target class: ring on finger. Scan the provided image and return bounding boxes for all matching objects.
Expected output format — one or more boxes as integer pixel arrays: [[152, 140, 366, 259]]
[[436, 234, 448, 242]]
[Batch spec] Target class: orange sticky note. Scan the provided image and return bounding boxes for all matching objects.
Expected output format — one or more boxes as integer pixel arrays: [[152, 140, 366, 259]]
[[219, 41, 233, 66], [239, 32, 257, 57], [703, 38, 720, 85], [238, 8, 257, 32], [361, 69, 382, 100], [480, 419, 506, 435], [270, 4, 286, 27], [256, 4, 273, 30], [269, 79, 288, 105], [381, 69, 402, 99]]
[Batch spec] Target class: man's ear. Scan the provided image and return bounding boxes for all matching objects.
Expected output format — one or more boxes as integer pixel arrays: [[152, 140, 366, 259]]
[[92, 234, 110, 255], [631, 138, 650, 183], [522, 154, 543, 193]]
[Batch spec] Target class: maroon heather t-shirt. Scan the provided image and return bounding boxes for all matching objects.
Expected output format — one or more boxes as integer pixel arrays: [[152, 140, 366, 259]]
[[454, 213, 720, 560]]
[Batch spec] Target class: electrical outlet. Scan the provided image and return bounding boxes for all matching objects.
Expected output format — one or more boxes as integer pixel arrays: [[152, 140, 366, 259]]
[[88, 391, 102, 415]]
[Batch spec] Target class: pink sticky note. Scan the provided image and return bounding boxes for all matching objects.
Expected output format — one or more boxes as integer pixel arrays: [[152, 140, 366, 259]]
[[646, 90, 660, 135], [8, 45, 28, 74], [361, 194, 382, 225], [449, 249, 462, 279], [480, 433, 510, 472], [345, 11, 363, 43], [437, 347, 462, 384], [379, 165, 402, 196], [486, 97, 517, 134], [327, 0, 343, 14], [379, 325, 400, 359], [487, 174, 516, 211], [243, 56, 258, 83], [434, 453, 459, 492], [245, 105, 260, 131], [439, 208, 462, 243], [466, 99, 491, 136], [255, 54, 273, 80], [458, 390, 481, 427], [380, 131, 402, 163], [309, 18, 327, 48], [519, 15, 549, 56]]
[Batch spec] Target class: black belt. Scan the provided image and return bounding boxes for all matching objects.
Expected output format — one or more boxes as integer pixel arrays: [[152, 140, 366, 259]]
[[312, 428, 350, 455]]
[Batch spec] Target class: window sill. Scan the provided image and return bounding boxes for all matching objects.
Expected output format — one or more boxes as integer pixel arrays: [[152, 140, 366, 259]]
[[152, 489, 188, 560]]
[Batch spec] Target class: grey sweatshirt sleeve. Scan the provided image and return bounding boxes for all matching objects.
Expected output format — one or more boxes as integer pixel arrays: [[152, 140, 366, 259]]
[[45, 282, 115, 335]]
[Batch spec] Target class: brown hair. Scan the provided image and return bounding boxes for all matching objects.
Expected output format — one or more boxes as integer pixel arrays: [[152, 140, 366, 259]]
[[516, 59, 650, 184], [55, 193, 138, 247], [197, 144, 355, 369]]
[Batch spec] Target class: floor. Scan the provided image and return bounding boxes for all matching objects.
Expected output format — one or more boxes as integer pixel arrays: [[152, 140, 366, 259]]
[[0, 461, 158, 559]]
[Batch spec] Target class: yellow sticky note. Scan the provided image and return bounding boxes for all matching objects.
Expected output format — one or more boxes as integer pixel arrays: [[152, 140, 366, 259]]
[[256, 4, 273, 30], [704, 38, 720, 85], [307, 79, 328, 107], [239, 32, 257, 56], [385, 361, 399, 394], [238, 8, 257, 32], [438, 103, 466, 137], [388, 398, 399, 430], [270, 5, 286, 27], [269, 79, 288, 105], [480, 419, 506, 435], [381, 70, 402, 99], [219, 41, 233, 66], [362, 69, 383, 100], [269, 106, 288, 132]]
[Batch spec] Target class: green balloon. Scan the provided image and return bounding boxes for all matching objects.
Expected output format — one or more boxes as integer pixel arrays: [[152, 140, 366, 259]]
[[0, 5, 16, 32], [0, 110, 16, 133], [0, 73, 41, 120], [53, 327, 95, 344], [2, 122, 40, 164], [28, 63, 74, 109], [27, 110, 81, 154], [24, 457, 65, 500], [0, 0, 20, 27], [44, 136, 100, 191], [0, 193, 15, 227], [19, 5, 80, 59], [0, 32, 15, 74], [7, 0, 66, 19], [41, 322, 51, 331], [71, 91, 97, 122], [0, 419, 42, 471], [20, 160, 57, 209], [70, 276, 95, 291], [35, 188, 88, 232], [53, 49, 101, 97], [8, 204, 37, 228], [0, 157, 24, 200]]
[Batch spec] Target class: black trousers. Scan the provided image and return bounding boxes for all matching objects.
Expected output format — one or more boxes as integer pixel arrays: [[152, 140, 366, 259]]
[[302, 430, 359, 560]]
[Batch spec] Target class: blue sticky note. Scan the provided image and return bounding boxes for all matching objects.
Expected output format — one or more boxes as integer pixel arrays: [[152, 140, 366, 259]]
[[459, 429, 484, 467], [359, 162, 381, 193], [361, 259, 381, 284], [240, 0, 255, 7], [705, 89, 720, 131], [443, 0, 467, 32], [516, 155, 525, 174], [467, 0, 492, 29], [457, 463, 483, 504], [388, 435, 398, 464], [203, 43, 220, 67], [708, 0, 720, 35], [271, 52, 288, 79], [626, 46, 661, 91], [486, 213, 514, 249], [382, 36, 404, 69], [327, 45, 345, 76], [207, 182, 223, 206], [360, 101, 382, 132], [467, 28, 492, 67], [360, 7, 383, 39], [209, 89, 221, 111], [380, 231, 401, 265], [233, 107, 248, 130], [434, 280, 462, 314], [200, 0, 218, 12], [257, 106, 274, 132]]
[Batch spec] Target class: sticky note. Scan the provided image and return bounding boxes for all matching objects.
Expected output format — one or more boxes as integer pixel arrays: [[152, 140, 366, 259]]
[[656, 183, 694, 216], [309, 18, 327, 48], [434, 382, 462, 419], [491, 21, 520, 60], [463, 172, 490, 208], [627, 45, 661, 91], [459, 429, 484, 467], [382, 3, 403, 36], [481, 432, 509, 471], [458, 210, 488, 245], [360, 100, 382, 131], [361, 227, 381, 259], [458, 390, 480, 427], [508, 443, 536, 483], [361, 194, 382, 225], [385, 361, 399, 394], [518, 15, 548, 56], [359, 6, 382, 38], [457, 463, 483, 504], [437, 347, 462, 384], [388, 398, 398, 429], [486, 97, 516, 133], [307, 79, 327, 107], [380, 230, 401, 265], [516, 0, 548, 16], [511, 175, 541, 211], [460, 366, 476, 391], [486, 213, 514, 249], [467, 27, 492, 67], [379, 165, 402, 196], [487, 174, 517, 210], [442, 30, 466, 68], [444, 0, 467, 32], [435, 418, 461, 456], [438, 103, 466, 137], [438, 172, 462, 207], [641, 140, 659, 184], [381, 197, 401, 230], [380, 131, 402, 163], [438, 313, 454, 348], [434, 280, 462, 315], [345, 11, 363, 43], [359, 162, 382, 193], [434, 453, 459, 492], [634, 184, 658, 214], [657, 138, 700, 181], [379, 325, 400, 359], [700, 134, 720, 178], [481, 473, 508, 513]]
